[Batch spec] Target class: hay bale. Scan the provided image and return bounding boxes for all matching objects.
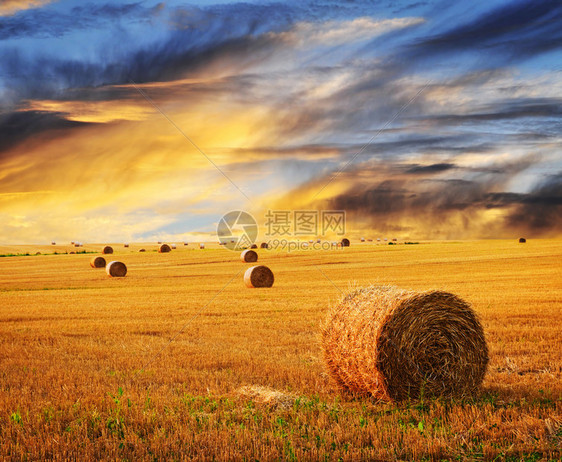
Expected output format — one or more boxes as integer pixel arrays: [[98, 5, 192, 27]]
[[322, 285, 488, 401], [260, 242, 269, 249], [199, 243, 205, 249], [51, 241, 56, 245], [360, 237, 365, 242], [341, 238, 350, 247], [71, 241, 75, 245], [139, 249, 146, 252], [90, 256, 106, 268], [74, 243, 80, 248], [106, 261, 127, 278], [171, 244, 177, 249], [244, 265, 274, 288], [241, 249, 258, 263], [157, 241, 162, 244], [250, 244, 258, 249], [69, 251, 75, 254], [102, 246, 113, 255], [519, 237, 526, 243], [184, 242, 188, 246], [159, 244, 171, 253], [124, 243, 129, 248]]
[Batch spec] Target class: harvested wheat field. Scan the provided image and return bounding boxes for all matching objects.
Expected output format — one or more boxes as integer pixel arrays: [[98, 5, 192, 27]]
[[0, 240, 561, 460]]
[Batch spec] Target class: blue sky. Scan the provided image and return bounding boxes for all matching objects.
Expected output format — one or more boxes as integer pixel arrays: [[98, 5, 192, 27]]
[[0, 0, 561, 243]]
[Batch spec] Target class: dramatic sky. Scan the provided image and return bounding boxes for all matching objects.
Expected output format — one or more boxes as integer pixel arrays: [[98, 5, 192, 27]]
[[1, 0, 561, 243]]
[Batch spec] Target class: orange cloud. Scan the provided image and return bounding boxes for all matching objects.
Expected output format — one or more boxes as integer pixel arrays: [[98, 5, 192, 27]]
[[0, 0, 53, 16]]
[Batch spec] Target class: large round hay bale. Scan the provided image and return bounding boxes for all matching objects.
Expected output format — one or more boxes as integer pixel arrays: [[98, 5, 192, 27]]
[[322, 285, 488, 401], [241, 249, 258, 263], [244, 265, 274, 288], [102, 246, 113, 255], [519, 237, 526, 243], [90, 256, 106, 268], [159, 244, 171, 253], [341, 238, 350, 247], [106, 261, 127, 278], [260, 242, 269, 249]]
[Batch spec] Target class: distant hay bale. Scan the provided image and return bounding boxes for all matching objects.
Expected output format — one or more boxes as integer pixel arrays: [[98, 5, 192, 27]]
[[341, 238, 350, 247], [171, 244, 177, 249], [35, 252, 41, 255], [124, 243, 129, 248], [139, 249, 146, 252], [71, 241, 75, 245], [74, 244, 80, 248], [260, 242, 269, 249], [322, 285, 488, 401], [106, 261, 127, 278], [158, 244, 171, 253], [250, 244, 258, 249], [241, 249, 258, 263], [51, 242, 56, 245], [102, 246, 113, 255], [158, 241, 162, 245], [90, 256, 106, 268], [184, 242, 188, 246], [392, 238, 398, 242], [360, 237, 365, 242], [199, 243, 205, 249], [244, 265, 274, 288], [519, 237, 526, 243], [69, 251, 75, 254]]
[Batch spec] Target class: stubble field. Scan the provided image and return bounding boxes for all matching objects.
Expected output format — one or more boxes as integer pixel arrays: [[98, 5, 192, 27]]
[[0, 239, 561, 461]]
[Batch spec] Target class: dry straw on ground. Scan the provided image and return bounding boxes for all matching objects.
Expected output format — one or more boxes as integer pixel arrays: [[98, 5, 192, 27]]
[[90, 256, 106, 268], [106, 261, 127, 278], [236, 385, 295, 410], [159, 244, 171, 253], [244, 266, 274, 288], [322, 285, 488, 401], [241, 249, 258, 263], [102, 246, 113, 255]]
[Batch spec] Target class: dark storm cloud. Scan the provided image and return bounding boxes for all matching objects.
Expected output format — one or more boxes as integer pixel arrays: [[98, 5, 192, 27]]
[[405, 163, 456, 174], [422, 98, 562, 124], [504, 173, 562, 231], [0, 110, 89, 156], [414, 0, 562, 60]]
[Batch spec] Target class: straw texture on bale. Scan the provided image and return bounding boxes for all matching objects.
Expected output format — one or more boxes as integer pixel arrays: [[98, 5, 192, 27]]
[[106, 261, 127, 278], [102, 246, 113, 255], [260, 242, 269, 249], [519, 237, 526, 243], [341, 238, 350, 247], [90, 256, 106, 268], [241, 249, 258, 263], [159, 244, 171, 253], [244, 265, 274, 288], [322, 285, 488, 401]]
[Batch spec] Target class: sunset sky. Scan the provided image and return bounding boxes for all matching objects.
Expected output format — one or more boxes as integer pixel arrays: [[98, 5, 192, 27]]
[[1, 0, 561, 243]]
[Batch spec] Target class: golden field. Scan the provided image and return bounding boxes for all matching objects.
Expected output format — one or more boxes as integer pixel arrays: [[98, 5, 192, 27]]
[[0, 240, 561, 461]]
